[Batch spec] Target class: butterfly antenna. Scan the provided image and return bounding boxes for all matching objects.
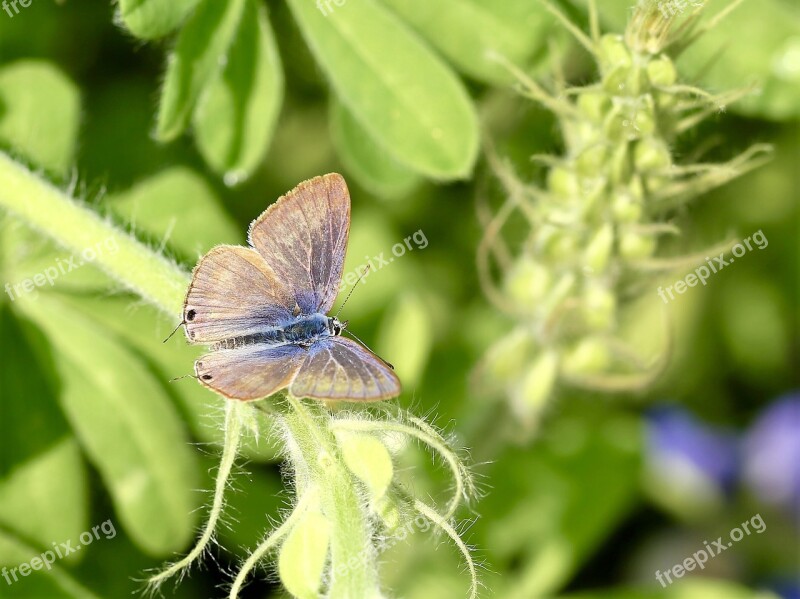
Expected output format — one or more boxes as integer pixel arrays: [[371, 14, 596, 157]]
[[162, 320, 185, 343], [169, 373, 197, 382], [342, 328, 395, 370], [335, 265, 371, 318]]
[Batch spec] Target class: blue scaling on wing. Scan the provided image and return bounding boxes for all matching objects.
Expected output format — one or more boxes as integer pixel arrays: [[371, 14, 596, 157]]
[[290, 336, 401, 401]]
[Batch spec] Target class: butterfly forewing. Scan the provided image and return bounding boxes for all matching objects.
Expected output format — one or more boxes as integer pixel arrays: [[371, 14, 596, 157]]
[[184, 245, 295, 343], [248, 174, 350, 315], [290, 337, 401, 401]]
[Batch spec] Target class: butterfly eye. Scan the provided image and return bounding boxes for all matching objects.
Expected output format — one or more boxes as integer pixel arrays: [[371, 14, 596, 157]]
[[186, 309, 196, 321]]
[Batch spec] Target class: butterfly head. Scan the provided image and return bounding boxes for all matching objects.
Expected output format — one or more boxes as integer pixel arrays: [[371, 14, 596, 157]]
[[328, 316, 348, 336]]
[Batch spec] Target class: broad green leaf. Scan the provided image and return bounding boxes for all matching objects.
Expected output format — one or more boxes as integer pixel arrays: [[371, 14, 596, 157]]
[[55, 293, 279, 463], [0, 60, 79, 175], [156, 0, 245, 141], [193, 1, 284, 184], [377, 292, 432, 386], [109, 167, 241, 260], [0, 438, 87, 555], [329, 99, 420, 199], [116, 0, 200, 40], [0, 304, 69, 477], [17, 294, 199, 556], [287, 0, 479, 180], [380, 0, 552, 84], [0, 530, 101, 599], [480, 404, 642, 598]]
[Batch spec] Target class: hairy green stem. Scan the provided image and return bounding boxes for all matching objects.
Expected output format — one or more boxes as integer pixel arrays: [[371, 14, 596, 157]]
[[283, 396, 382, 599], [0, 152, 188, 315]]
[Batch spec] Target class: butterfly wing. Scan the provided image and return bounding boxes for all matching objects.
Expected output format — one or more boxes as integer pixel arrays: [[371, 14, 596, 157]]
[[290, 337, 401, 401], [183, 245, 295, 343], [248, 173, 350, 315], [195, 344, 307, 400]]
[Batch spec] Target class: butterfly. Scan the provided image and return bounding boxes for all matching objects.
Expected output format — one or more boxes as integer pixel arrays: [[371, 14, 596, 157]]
[[181, 173, 401, 401]]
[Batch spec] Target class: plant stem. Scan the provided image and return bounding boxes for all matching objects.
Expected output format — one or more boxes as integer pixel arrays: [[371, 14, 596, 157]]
[[0, 152, 188, 316], [283, 396, 382, 599]]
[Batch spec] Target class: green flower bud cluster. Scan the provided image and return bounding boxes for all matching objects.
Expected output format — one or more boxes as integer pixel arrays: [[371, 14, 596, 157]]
[[478, 0, 770, 432]]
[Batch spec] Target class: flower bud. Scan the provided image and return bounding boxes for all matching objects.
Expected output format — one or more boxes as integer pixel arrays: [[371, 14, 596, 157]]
[[582, 283, 616, 331], [548, 166, 580, 198], [599, 34, 632, 70], [561, 337, 612, 377], [635, 138, 671, 172], [577, 91, 611, 122], [338, 432, 394, 502], [619, 230, 657, 260], [513, 350, 560, 420], [505, 257, 552, 306], [576, 144, 608, 178], [647, 55, 677, 87], [584, 223, 614, 272], [278, 502, 331, 599]]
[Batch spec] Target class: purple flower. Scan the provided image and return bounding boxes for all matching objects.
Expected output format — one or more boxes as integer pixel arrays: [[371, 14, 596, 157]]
[[647, 405, 739, 495], [742, 393, 800, 513]]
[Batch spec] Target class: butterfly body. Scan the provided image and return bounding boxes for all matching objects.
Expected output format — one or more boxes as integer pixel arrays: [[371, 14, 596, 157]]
[[182, 174, 401, 402], [210, 314, 342, 351]]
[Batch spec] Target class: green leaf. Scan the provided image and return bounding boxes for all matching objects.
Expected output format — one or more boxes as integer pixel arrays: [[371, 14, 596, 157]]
[[116, 0, 200, 40], [0, 304, 69, 477], [0, 438, 87, 555], [481, 404, 642, 598], [329, 99, 420, 199], [377, 292, 432, 386], [54, 293, 279, 463], [108, 167, 241, 259], [287, 0, 479, 180], [0, 60, 79, 175], [155, 0, 245, 141], [380, 0, 552, 84], [17, 294, 199, 556], [193, 1, 284, 184], [0, 530, 101, 599]]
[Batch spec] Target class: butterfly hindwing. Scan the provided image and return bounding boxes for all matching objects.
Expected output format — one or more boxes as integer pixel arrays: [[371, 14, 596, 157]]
[[184, 245, 295, 343], [248, 174, 350, 315], [290, 336, 401, 401], [195, 344, 307, 400]]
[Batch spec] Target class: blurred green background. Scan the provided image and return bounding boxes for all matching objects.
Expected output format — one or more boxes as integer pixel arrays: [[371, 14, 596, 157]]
[[0, 0, 797, 598]]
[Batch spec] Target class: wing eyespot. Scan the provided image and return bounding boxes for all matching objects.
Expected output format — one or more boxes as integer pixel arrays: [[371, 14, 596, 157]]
[[186, 309, 197, 321]]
